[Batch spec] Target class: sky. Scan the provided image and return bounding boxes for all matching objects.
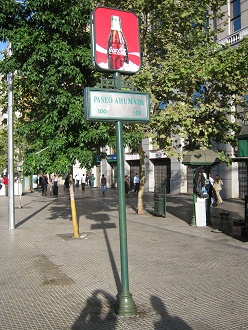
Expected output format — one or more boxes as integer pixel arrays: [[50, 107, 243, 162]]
[[0, 42, 8, 59]]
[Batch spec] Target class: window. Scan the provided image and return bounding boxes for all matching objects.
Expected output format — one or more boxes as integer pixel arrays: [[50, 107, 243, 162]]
[[231, 0, 241, 32]]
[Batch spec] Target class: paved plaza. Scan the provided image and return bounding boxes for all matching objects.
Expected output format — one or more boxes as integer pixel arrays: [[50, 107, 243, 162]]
[[0, 186, 248, 329]]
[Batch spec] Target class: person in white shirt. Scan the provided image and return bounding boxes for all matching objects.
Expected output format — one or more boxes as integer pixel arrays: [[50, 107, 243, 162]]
[[75, 174, 80, 187], [133, 173, 140, 193], [208, 174, 215, 206], [81, 174, 86, 191]]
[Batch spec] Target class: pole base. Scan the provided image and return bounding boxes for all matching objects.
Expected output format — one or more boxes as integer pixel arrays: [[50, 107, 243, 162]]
[[190, 216, 196, 226], [115, 293, 137, 317]]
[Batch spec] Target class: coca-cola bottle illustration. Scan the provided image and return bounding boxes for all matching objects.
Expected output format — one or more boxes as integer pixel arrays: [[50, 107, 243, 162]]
[[107, 15, 129, 70]]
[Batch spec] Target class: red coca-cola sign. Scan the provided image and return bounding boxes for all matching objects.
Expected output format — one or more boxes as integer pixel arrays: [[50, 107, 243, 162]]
[[91, 7, 141, 75]]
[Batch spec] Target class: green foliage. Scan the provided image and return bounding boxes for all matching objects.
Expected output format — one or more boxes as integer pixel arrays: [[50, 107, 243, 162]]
[[1, 0, 248, 175], [147, 35, 248, 157], [0, 0, 119, 175], [0, 117, 26, 173], [100, 0, 248, 161], [0, 127, 8, 172]]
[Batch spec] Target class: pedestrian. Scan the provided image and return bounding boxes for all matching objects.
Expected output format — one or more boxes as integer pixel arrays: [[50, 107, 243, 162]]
[[81, 174, 86, 191], [133, 173, 140, 193], [49, 178, 53, 196], [41, 174, 48, 196], [90, 174, 95, 189], [53, 175, 58, 197], [213, 175, 223, 206], [38, 175, 42, 190], [208, 174, 216, 206], [64, 175, 69, 190], [100, 174, 107, 195], [75, 174, 80, 188], [125, 175, 129, 194], [2, 175, 8, 186]]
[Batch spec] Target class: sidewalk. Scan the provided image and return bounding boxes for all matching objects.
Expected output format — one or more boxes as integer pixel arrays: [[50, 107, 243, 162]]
[[0, 187, 248, 329]]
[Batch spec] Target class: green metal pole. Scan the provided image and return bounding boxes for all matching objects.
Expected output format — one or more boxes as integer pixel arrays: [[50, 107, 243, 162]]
[[191, 168, 197, 226], [115, 120, 137, 317]]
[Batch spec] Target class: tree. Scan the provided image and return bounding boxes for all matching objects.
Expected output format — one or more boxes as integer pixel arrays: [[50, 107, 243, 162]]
[[0, 119, 27, 175], [0, 0, 119, 172], [0, 0, 147, 213], [0, 0, 116, 236], [0, 126, 8, 172], [0, 67, 29, 176], [0, 0, 145, 231], [114, 0, 248, 157], [98, 0, 248, 212], [144, 1, 248, 160], [0, 75, 8, 173]]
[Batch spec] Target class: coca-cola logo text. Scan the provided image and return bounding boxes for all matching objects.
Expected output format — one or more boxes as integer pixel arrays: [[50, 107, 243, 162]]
[[108, 46, 127, 56]]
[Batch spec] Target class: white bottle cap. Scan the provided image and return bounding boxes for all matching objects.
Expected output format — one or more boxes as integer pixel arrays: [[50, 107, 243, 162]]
[[111, 16, 121, 31]]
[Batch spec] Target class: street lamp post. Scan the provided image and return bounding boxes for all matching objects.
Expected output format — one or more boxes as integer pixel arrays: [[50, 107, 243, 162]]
[[7, 43, 15, 230], [115, 120, 137, 316], [191, 168, 197, 226]]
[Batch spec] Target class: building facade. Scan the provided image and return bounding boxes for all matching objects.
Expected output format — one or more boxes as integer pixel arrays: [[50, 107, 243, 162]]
[[217, 0, 248, 199]]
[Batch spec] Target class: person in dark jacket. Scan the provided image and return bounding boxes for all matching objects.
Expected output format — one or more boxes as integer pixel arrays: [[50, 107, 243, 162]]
[[125, 175, 130, 194], [41, 175, 48, 196], [100, 174, 107, 195]]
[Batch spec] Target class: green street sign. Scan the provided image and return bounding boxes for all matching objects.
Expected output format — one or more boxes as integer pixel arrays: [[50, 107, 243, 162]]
[[84, 88, 150, 123]]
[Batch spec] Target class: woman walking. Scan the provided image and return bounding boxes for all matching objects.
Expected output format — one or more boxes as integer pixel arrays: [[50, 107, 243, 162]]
[[53, 175, 58, 197], [213, 175, 223, 206]]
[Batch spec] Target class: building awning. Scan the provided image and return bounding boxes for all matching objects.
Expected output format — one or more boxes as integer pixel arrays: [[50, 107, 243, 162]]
[[237, 125, 248, 139], [182, 149, 220, 166], [232, 157, 248, 162]]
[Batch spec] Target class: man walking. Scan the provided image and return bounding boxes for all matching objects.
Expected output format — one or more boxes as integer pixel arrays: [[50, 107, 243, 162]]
[[41, 175, 48, 197], [81, 174, 86, 191], [90, 174, 95, 189], [101, 174, 107, 195]]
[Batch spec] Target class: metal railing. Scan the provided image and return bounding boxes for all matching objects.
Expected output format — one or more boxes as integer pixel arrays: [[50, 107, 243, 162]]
[[217, 26, 248, 46]]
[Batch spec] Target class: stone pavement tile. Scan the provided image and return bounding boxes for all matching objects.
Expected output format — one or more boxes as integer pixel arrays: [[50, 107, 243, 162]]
[[0, 187, 248, 329]]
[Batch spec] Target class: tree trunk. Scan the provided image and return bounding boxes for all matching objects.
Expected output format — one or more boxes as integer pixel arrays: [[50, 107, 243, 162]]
[[69, 172, 79, 238]]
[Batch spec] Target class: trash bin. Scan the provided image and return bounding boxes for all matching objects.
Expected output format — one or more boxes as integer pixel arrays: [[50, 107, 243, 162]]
[[154, 187, 166, 217]]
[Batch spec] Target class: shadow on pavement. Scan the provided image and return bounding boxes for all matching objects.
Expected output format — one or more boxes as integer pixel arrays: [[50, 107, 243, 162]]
[[71, 290, 192, 329], [89, 213, 121, 294], [151, 295, 192, 329], [16, 200, 54, 228], [71, 289, 117, 330]]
